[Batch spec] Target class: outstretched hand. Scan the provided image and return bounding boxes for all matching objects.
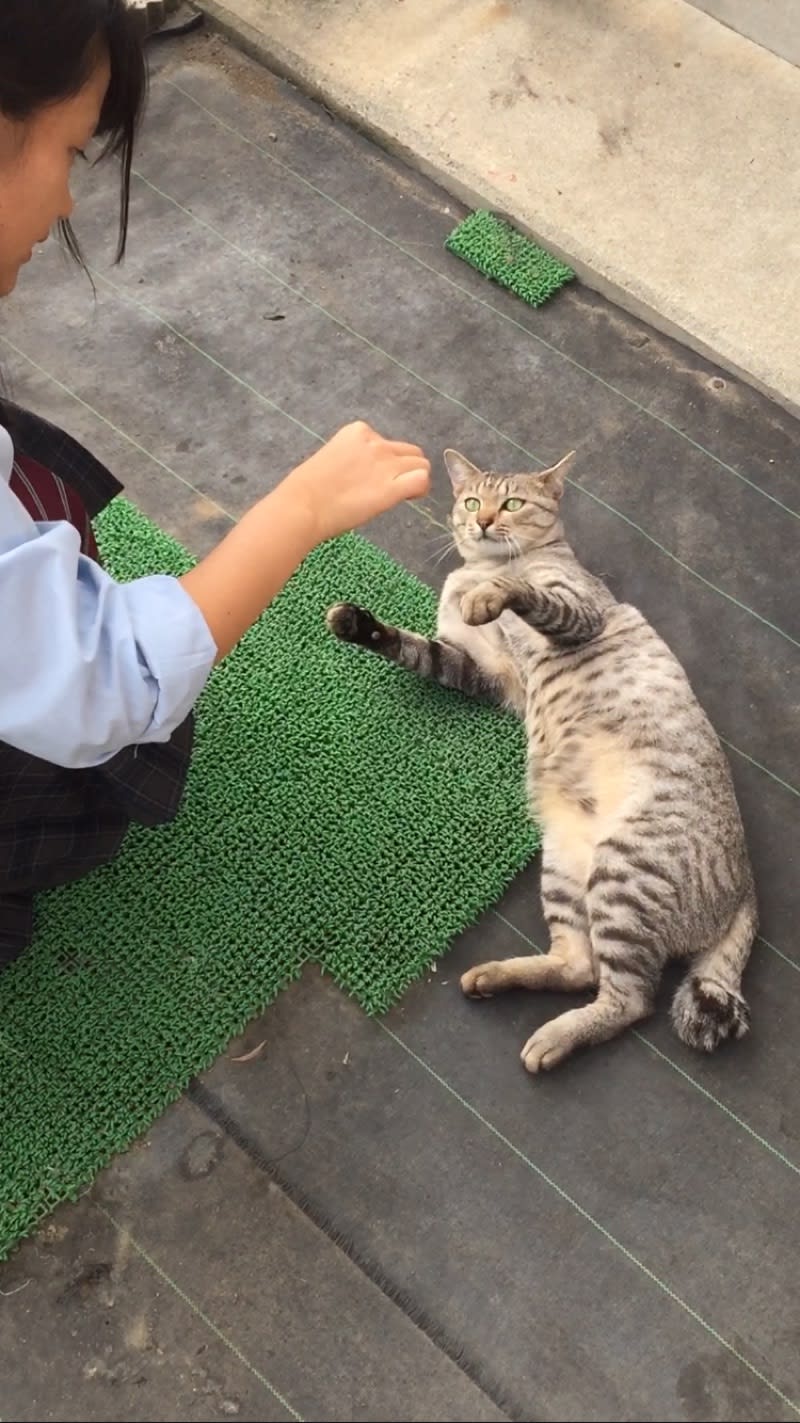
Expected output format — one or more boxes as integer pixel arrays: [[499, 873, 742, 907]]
[[284, 421, 431, 543], [180, 420, 430, 663]]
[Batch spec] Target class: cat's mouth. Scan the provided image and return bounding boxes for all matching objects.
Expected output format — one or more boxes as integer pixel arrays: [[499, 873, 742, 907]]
[[471, 527, 513, 547], [467, 531, 510, 558]]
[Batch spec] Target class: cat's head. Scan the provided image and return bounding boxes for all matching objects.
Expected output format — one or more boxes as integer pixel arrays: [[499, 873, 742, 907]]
[[444, 448, 575, 562]]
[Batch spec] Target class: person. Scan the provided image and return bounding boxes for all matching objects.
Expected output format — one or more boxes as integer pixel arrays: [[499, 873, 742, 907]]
[[0, 0, 431, 967]]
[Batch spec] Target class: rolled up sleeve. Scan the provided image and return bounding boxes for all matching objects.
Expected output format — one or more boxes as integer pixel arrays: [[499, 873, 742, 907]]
[[0, 514, 217, 769]]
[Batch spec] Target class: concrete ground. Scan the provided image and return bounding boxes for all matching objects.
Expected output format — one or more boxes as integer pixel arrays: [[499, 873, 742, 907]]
[[686, 0, 800, 66], [199, 0, 800, 420], [1, 31, 799, 1423]]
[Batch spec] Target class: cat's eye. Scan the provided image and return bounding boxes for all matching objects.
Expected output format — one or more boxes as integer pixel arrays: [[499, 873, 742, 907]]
[[464, 497, 481, 512], [502, 497, 524, 512]]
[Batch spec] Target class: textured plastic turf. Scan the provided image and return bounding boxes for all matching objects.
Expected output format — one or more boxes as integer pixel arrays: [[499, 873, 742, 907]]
[[445, 210, 574, 306], [0, 497, 538, 1258]]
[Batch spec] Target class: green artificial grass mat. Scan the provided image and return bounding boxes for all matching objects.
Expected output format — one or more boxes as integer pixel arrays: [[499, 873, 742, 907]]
[[0, 497, 539, 1258], [445, 210, 574, 306]]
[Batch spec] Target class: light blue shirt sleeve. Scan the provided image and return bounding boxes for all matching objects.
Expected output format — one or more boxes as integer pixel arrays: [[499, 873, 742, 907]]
[[0, 423, 218, 769]]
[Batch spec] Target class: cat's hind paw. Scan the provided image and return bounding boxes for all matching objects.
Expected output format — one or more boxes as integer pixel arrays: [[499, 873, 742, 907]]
[[461, 962, 502, 998], [326, 602, 385, 646], [671, 976, 750, 1052], [521, 1014, 582, 1073]]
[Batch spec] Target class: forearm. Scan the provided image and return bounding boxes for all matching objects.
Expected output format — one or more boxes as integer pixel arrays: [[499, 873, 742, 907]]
[[507, 578, 605, 645], [179, 420, 431, 658], [462, 574, 605, 646], [179, 483, 318, 661]]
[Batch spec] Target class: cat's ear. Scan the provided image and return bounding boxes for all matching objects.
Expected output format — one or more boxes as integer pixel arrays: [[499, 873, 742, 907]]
[[539, 449, 576, 501], [444, 449, 481, 494]]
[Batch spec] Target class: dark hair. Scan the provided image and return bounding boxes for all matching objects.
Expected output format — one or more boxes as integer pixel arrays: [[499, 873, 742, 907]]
[[0, 0, 147, 262]]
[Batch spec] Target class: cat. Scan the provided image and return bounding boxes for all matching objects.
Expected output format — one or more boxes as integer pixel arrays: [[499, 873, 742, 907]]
[[326, 447, 758, 1073]]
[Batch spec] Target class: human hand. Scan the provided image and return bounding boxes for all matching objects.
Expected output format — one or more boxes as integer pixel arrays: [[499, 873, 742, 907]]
[[284, 421, 430, 544]]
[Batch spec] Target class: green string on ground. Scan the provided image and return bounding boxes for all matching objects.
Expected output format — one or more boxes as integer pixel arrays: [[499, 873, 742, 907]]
[[0, 498, 538, 1258]]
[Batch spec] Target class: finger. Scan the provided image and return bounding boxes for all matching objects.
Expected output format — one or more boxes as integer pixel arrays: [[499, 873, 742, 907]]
[[393, 466, 431, 500], [387, 439, 428, 460], [392, 454, 431, 477]]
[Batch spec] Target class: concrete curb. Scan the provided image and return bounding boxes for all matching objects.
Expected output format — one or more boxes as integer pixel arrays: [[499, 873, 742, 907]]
[[194, 0, 800, 419]]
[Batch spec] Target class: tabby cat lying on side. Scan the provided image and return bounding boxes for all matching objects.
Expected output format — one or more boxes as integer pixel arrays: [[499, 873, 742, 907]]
[[327, 448, 757, 1073]]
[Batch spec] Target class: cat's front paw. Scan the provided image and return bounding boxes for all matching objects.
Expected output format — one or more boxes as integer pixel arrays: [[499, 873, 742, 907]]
[[460, 582, 506, 626], [326, 602, 386, 647]]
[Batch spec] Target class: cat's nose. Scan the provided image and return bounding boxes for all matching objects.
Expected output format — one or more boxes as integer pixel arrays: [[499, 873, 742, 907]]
[[477, 515, 494, 533]]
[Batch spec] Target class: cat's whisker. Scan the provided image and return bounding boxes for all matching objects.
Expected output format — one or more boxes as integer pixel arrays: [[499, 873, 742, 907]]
[[430, 540, 458, 568]]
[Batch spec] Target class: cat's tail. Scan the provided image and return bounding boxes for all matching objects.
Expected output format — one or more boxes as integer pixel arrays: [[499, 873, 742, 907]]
[[670, 895, 757, 1052]]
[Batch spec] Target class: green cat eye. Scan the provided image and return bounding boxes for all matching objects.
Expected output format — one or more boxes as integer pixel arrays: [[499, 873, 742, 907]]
[[502, 497, 524, 512], [464, 497, 481, 511]]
